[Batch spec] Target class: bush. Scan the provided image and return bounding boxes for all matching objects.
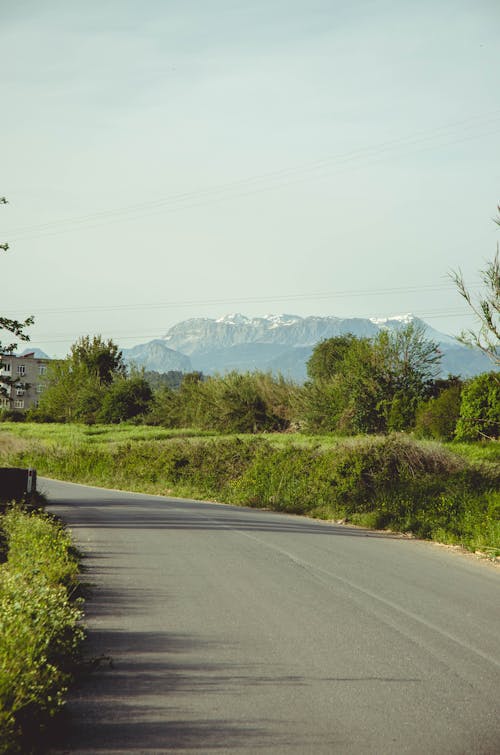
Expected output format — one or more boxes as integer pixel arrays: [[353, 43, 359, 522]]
[[98, 376, 153, 423], [0, 508, 83, 753], [414, 384, 462, 440], [0, 410, 26, 423], [2, 508, 80, 590]]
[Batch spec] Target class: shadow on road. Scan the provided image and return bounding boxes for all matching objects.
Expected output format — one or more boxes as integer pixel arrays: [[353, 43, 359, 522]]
[[47, 492, 397, 539], [51, 622, 319, 752]]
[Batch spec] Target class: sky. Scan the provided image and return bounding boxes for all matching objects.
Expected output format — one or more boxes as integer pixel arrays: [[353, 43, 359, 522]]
[[1, 0, 499, 358]]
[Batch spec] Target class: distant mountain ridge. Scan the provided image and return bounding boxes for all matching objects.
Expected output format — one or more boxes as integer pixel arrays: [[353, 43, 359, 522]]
[[122, 339, 191, 373], [120, 313, 494, 381]]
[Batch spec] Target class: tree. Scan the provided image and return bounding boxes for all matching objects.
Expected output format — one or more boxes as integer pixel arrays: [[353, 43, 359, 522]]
[[449, 206, 500, 366], [32, 336, 126, 423], [302, 324, 441, 434], [306, 334, 358, 381], [98, 376, 153, 423], [31, 360, 103, 423], [70, 335, 126, 385], [454, 372, 499, 441], [374, 323, 441, 431]]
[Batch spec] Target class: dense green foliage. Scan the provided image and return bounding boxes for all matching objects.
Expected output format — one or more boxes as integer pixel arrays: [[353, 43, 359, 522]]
[[97, 375, 153, 423], [414, 383, 462, 441], [300, 323, 442, 434], [70, 335, 126, 385], [455, 372, 500, 441], [148, 370, 299, 433], [16, 327, 498, 442], [0, 507, 83, 753], [30, 337, 154, 424]]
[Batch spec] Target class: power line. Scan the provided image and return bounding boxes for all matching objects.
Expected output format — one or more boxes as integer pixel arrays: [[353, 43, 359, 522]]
[[5, 109, 500, 242], [2, 281, 469, 318]]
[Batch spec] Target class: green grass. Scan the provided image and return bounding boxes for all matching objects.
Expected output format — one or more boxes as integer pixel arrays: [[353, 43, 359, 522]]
[[0, 421, 216, 446], [444, 440, 500, 464], [0, 506, 84, 754]]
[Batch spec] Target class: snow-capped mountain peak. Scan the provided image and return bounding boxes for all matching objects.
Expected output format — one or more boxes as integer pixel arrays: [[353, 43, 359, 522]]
[[215, 313, 250, 326], [370, 313, 416, 327]]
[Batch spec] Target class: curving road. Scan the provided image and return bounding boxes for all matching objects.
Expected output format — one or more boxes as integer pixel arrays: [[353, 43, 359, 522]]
[[43, 477, 500, 754]]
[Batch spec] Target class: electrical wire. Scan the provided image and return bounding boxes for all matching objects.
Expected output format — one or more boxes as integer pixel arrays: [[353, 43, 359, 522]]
[[4, 109, 500, 242], [1, 281, 473, 318]]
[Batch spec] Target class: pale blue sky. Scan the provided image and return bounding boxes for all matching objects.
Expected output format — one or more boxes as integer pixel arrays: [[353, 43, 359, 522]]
[[1, 0, 499, 356]]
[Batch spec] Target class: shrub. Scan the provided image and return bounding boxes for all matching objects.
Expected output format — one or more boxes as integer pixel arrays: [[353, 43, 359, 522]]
[[414, 384, 462, 440], [2, 508, 80, 590], [0, 508, 83, 753], [98, 376, 153, 423], [455, 372, 500, 440]]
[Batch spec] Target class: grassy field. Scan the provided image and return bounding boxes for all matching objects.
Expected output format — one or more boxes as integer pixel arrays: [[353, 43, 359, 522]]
[[0, 422, 498, 557], [1, 421, 498, 459]]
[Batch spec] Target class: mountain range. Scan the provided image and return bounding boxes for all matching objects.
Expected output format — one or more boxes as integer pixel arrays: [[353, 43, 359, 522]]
[[121, 313, 493, 382]]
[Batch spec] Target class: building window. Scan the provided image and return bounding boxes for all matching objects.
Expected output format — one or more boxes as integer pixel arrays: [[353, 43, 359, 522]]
[[36, 384, 44, 394], [1, 362, 11, 373], [14, 400, 24, 409], [39, 365, 47, 375], [17, 365, 26, 376], [16, 387, 25, 396], [0, 397, 9, 408]]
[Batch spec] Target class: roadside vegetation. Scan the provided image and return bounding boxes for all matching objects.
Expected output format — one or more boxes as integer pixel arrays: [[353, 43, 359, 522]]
[[0, 504, 84, 754], [1, 424, 498, 557]]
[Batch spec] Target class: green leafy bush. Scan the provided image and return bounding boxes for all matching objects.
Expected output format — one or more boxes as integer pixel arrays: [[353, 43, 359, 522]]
[[414, 384, 462, 440], [0, 508, 83, 753], [2, 508, 80, 590]]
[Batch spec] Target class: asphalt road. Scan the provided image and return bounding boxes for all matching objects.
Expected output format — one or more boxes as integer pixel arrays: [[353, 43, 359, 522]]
[[43, 477, 500, 755]]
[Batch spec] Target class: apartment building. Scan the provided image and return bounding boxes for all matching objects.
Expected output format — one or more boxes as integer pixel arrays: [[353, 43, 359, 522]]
[[0, 352, 50, 412]]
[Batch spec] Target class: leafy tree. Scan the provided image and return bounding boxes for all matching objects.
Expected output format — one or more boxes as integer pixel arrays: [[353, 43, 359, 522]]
[[98, 376, 153, 423], [70, 335, 126, 385], [302, 337, 384, 434], [32, 336, 126, 423], [374, 323, 441, 430], [455, 372, 500, 441], [449, 207, 500, 365], [31, 360, 103, 423], [306, 334, 358, 381], [303, 324, 441, 434]]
